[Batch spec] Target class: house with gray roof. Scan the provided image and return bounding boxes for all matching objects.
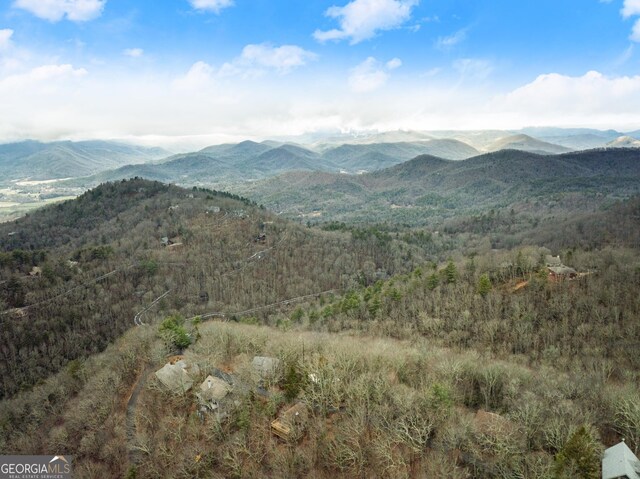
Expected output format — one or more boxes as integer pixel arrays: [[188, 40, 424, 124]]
[[602, 441, 640, 479], [154, 359, 200, 394]]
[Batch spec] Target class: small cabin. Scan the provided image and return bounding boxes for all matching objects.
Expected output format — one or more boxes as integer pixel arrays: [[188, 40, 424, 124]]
[[602, 441, 640, 479], [548, 265, 578, 281]]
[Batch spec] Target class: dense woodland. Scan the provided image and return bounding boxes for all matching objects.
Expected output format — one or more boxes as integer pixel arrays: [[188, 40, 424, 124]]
[[235, 148, 640, 226], [0, 179, 423, 399], [0, 178, 639, 478]]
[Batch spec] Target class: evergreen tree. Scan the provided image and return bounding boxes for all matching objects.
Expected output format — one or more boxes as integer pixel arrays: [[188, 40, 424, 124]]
[[444, 260, 458, 284], [477, 274, 492, 297], [427, 273, 439, 290]]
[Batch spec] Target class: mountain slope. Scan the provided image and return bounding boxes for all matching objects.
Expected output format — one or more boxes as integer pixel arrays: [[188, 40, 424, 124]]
[[487, 134, 571, 154], [321, 140, 478, 171], [606, 136, 640, 148], [66, 140, 477, 188], [241, 144, 330, 173], [236, 148, 640, 225], [0, 140, 170, 181], [0, 178, 422, 399]]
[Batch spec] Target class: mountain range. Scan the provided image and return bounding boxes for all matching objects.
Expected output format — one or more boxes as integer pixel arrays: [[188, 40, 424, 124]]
[[235, 148, 640, 225], [0, 140, 170, 182], [60, 138, 484, 189], [1, 128, 639, 198]]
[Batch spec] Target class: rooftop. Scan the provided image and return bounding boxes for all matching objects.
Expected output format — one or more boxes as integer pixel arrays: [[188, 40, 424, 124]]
[[602, 441, 640, 479]]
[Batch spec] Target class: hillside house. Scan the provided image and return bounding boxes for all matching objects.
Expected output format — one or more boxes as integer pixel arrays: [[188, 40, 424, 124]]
[[252, 356, 281, 380], [155, 358, 200, 394], [602, 441, 640, 479], [544, 254, 579, 281], [548, 265, 578, 281], [197, 376, 232, 409], [545, 255, 562, 267]]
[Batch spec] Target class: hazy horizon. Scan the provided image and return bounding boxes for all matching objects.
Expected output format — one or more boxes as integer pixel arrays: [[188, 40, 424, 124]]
[[1, 0, 640, 147]]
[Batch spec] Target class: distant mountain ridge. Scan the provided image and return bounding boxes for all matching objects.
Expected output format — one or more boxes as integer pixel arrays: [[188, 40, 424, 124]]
[[487, 134, 571, 154], [606, 136, 640, 148], [61, 138, 482, 189], [235, 148, 640, 225], [3, 128, 639, 189], [0, 140, 171, 182]]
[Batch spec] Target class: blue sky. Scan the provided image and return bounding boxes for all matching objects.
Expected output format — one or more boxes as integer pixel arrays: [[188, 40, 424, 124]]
[[0, 0, 639, 146]]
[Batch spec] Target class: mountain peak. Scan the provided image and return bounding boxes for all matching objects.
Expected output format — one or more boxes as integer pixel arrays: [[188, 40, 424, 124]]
[[606, 136, 640, 148]]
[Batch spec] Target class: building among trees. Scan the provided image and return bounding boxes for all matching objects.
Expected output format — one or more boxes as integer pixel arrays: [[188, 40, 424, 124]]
[[602, 441, 640, 479]]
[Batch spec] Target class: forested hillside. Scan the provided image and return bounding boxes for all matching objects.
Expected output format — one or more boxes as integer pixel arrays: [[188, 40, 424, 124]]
[[1, 178, 639, 478], [2, 214, 639, 478], [60, 139, 482, 192], [0, 140, 169, 181], [236, 148, 640, 225], [0, 179, 424, 399]]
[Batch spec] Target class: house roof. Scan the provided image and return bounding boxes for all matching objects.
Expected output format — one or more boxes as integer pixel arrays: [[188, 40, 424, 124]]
[[252, 356, 281, 379], [546, 255, 562, 266], [155, 360, 198, 394], [548, 266, 577, 275], [197, 375, 231, 403], [603, 441, 640, 479]]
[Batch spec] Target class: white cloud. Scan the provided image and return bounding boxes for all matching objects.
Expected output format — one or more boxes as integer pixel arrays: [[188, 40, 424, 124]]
[[386, 58, 402, 70], [175, 44, 315, 92], [632, 18, 640, 41], [436, 28, 467, 50], [240, 44, 316, 72], [453, 58, 493, 81], [172, 61, 214, 90], [622, 0, 640, 18], [123, 48, 143, 58], [499, 71, 640, 126], [3, 63, 640, 147], [314, 0, 418, 44], [189, 0, 233, 14], [220, 43, 317, 76], [0, 29, 13, 51], [620, 0, 640, 41], [0, 64, 87, 90], [13, 0, 106, 22], [348, 57, 389, 92], [420, 67, 441, 78]]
